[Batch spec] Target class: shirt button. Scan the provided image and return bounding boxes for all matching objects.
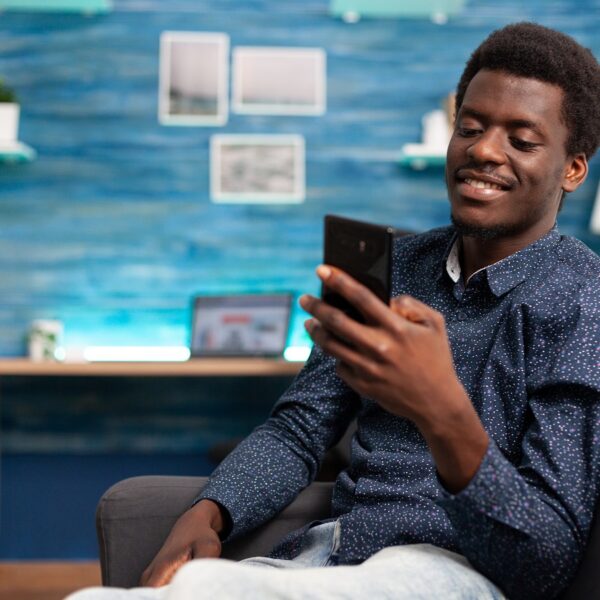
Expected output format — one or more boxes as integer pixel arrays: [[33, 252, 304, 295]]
[[456, 310, 467, 321]]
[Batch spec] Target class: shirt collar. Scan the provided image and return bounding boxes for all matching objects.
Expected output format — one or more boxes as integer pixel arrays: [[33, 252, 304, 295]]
[[442, 226, 561, 297], [446, 237, 461, 283]]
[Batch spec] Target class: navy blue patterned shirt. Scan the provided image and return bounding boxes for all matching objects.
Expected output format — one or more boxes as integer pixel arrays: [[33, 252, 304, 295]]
[[198, 226, 600, 600]]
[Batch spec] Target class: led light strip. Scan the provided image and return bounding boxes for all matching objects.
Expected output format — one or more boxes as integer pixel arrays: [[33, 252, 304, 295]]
[[83, 346, 191, 362], [79, 345, 311, 363]]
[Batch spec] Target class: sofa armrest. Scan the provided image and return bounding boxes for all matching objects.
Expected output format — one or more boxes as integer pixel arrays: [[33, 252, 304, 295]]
[[96, 475, 333, 588], [97, 474, 600, 596]]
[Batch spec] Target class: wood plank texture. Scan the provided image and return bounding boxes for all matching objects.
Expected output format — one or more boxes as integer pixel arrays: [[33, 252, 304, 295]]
[[0, 561, 101, 600], [0, 358, 303, 377], [0, 0, 597, 357]]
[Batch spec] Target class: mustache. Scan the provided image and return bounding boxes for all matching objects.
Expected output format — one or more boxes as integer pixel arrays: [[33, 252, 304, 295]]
[[453, 163, 517, 189]]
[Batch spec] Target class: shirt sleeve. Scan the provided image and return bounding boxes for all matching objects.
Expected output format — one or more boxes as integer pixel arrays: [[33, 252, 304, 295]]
[[438, 284, 600, 600], [195, 344, 361, 541]]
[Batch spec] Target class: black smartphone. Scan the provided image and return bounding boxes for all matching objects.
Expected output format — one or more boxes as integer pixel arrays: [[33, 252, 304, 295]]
[[322, 214, 395, 323]]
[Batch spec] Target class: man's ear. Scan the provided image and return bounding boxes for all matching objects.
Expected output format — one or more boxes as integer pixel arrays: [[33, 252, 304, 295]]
[[562, 153, 588, 193]]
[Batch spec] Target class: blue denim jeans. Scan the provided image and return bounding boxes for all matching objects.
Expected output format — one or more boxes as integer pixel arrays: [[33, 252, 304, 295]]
[[66, 521, 506, 599], [239, 520, 342, 569]]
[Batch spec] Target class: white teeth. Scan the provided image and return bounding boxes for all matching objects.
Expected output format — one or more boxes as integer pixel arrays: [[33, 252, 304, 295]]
[[464, 177, 503, 191]]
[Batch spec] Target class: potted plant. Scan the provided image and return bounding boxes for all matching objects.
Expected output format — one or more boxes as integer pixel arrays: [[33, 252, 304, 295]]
[[0, 78, 19, 144]]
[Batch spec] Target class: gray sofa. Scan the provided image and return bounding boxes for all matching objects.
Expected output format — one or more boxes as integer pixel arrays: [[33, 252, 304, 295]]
[[97, 475, 600, 598]]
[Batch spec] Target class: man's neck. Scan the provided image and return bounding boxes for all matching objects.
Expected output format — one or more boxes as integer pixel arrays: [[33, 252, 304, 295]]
[[459, 227, 553, 282]]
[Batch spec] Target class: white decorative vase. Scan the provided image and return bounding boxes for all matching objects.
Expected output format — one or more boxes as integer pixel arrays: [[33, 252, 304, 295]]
[[28, 319, 64, 362], [0, 102, 20, 143], [422, 109, 451, 149]]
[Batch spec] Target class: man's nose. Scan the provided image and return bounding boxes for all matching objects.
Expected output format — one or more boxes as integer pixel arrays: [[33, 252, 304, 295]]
[[466, 129, 506, 165]]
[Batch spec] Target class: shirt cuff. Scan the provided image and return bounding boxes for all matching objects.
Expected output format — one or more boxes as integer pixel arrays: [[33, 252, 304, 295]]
[[436, 439, 532, 532]]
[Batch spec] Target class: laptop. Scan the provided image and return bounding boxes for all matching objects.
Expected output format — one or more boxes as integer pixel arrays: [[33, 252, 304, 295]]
[[190, 293, 293, 358]]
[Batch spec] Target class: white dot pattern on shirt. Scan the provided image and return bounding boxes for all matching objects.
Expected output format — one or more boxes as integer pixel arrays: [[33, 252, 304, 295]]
[[198, 226, 600, 600]]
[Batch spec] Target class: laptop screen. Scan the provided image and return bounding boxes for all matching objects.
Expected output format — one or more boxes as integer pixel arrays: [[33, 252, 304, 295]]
[[190, 293, 292, 357]]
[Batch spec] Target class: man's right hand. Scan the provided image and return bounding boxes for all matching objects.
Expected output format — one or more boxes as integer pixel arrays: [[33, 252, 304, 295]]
[[139, 499, 226, 587]]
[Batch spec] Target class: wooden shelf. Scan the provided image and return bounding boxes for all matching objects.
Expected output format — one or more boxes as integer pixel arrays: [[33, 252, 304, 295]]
[[0, 358, 304, 377]]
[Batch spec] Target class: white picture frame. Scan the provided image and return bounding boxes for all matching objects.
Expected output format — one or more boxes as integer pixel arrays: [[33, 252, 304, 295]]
[[210, 134, 306, 204], [158, 31, 229, 126], [232, 47, 326, 116]]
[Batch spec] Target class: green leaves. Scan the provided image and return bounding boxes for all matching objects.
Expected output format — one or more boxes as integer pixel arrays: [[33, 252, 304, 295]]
[[0, 78, 17, 103]]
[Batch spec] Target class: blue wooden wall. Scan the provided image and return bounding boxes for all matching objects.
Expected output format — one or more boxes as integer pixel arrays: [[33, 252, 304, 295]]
[[1, 0, 600, 560], [1, 0, 599, 357]]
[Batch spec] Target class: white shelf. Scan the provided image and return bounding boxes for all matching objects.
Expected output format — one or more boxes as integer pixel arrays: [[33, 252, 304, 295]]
[[399, 108, 451, 170], [0, 0, 111, 12], [330, 0, 465, 20], [0, 141, 36, 163], [399, 143, 446, 170]]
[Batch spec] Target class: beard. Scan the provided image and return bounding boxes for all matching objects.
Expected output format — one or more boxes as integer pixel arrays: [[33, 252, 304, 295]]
[[450, 213, 518, 240]]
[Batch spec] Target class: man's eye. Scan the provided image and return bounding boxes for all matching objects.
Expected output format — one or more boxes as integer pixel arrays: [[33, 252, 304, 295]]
[[456, 127, 480, 137], [510, 137, 538, 151]]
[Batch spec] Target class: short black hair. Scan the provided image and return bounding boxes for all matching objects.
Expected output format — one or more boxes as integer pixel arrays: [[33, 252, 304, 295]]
[[455, 22, 600, 159]]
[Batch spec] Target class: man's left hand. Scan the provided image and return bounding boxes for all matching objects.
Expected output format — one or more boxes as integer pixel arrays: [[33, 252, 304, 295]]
[[299, 265, 489, 493]]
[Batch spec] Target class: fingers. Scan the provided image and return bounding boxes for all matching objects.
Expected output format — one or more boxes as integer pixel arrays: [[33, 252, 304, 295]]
[[304, 318, 369, 367], [305, 320, 381, 390], [315, 265, 397, 327], [301, 295, 392, 357], [391, 295, 445, 330], [313, 266, 442, 331], [140, 550, 190, 587], [139, 525, 222, 587], [139, 504, 223, 588]]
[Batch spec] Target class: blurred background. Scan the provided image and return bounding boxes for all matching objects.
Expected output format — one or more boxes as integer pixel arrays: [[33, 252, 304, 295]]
[[0, 0, 598, 573]]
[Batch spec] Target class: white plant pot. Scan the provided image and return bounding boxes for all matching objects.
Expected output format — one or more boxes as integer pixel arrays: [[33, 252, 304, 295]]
[[0, 102, 20, 143]]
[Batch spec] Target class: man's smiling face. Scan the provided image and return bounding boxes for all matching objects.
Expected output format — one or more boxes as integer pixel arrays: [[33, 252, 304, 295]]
[[446, 68, 582, 243]]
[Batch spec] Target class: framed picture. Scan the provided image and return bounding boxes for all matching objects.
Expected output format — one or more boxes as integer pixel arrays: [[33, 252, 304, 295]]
[[158, 31, 229, 126], [210, 134, 306, 204], [232, 47, 326, 116]]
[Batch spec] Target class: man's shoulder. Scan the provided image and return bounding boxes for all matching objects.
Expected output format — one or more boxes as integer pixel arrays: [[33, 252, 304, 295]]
[[546, 235, 600, 302], [555, 235, 600, 281], [527, 234, 600, 315]]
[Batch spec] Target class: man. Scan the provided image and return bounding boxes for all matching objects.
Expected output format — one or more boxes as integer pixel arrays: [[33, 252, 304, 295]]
[[70, 22, 600, 600]]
